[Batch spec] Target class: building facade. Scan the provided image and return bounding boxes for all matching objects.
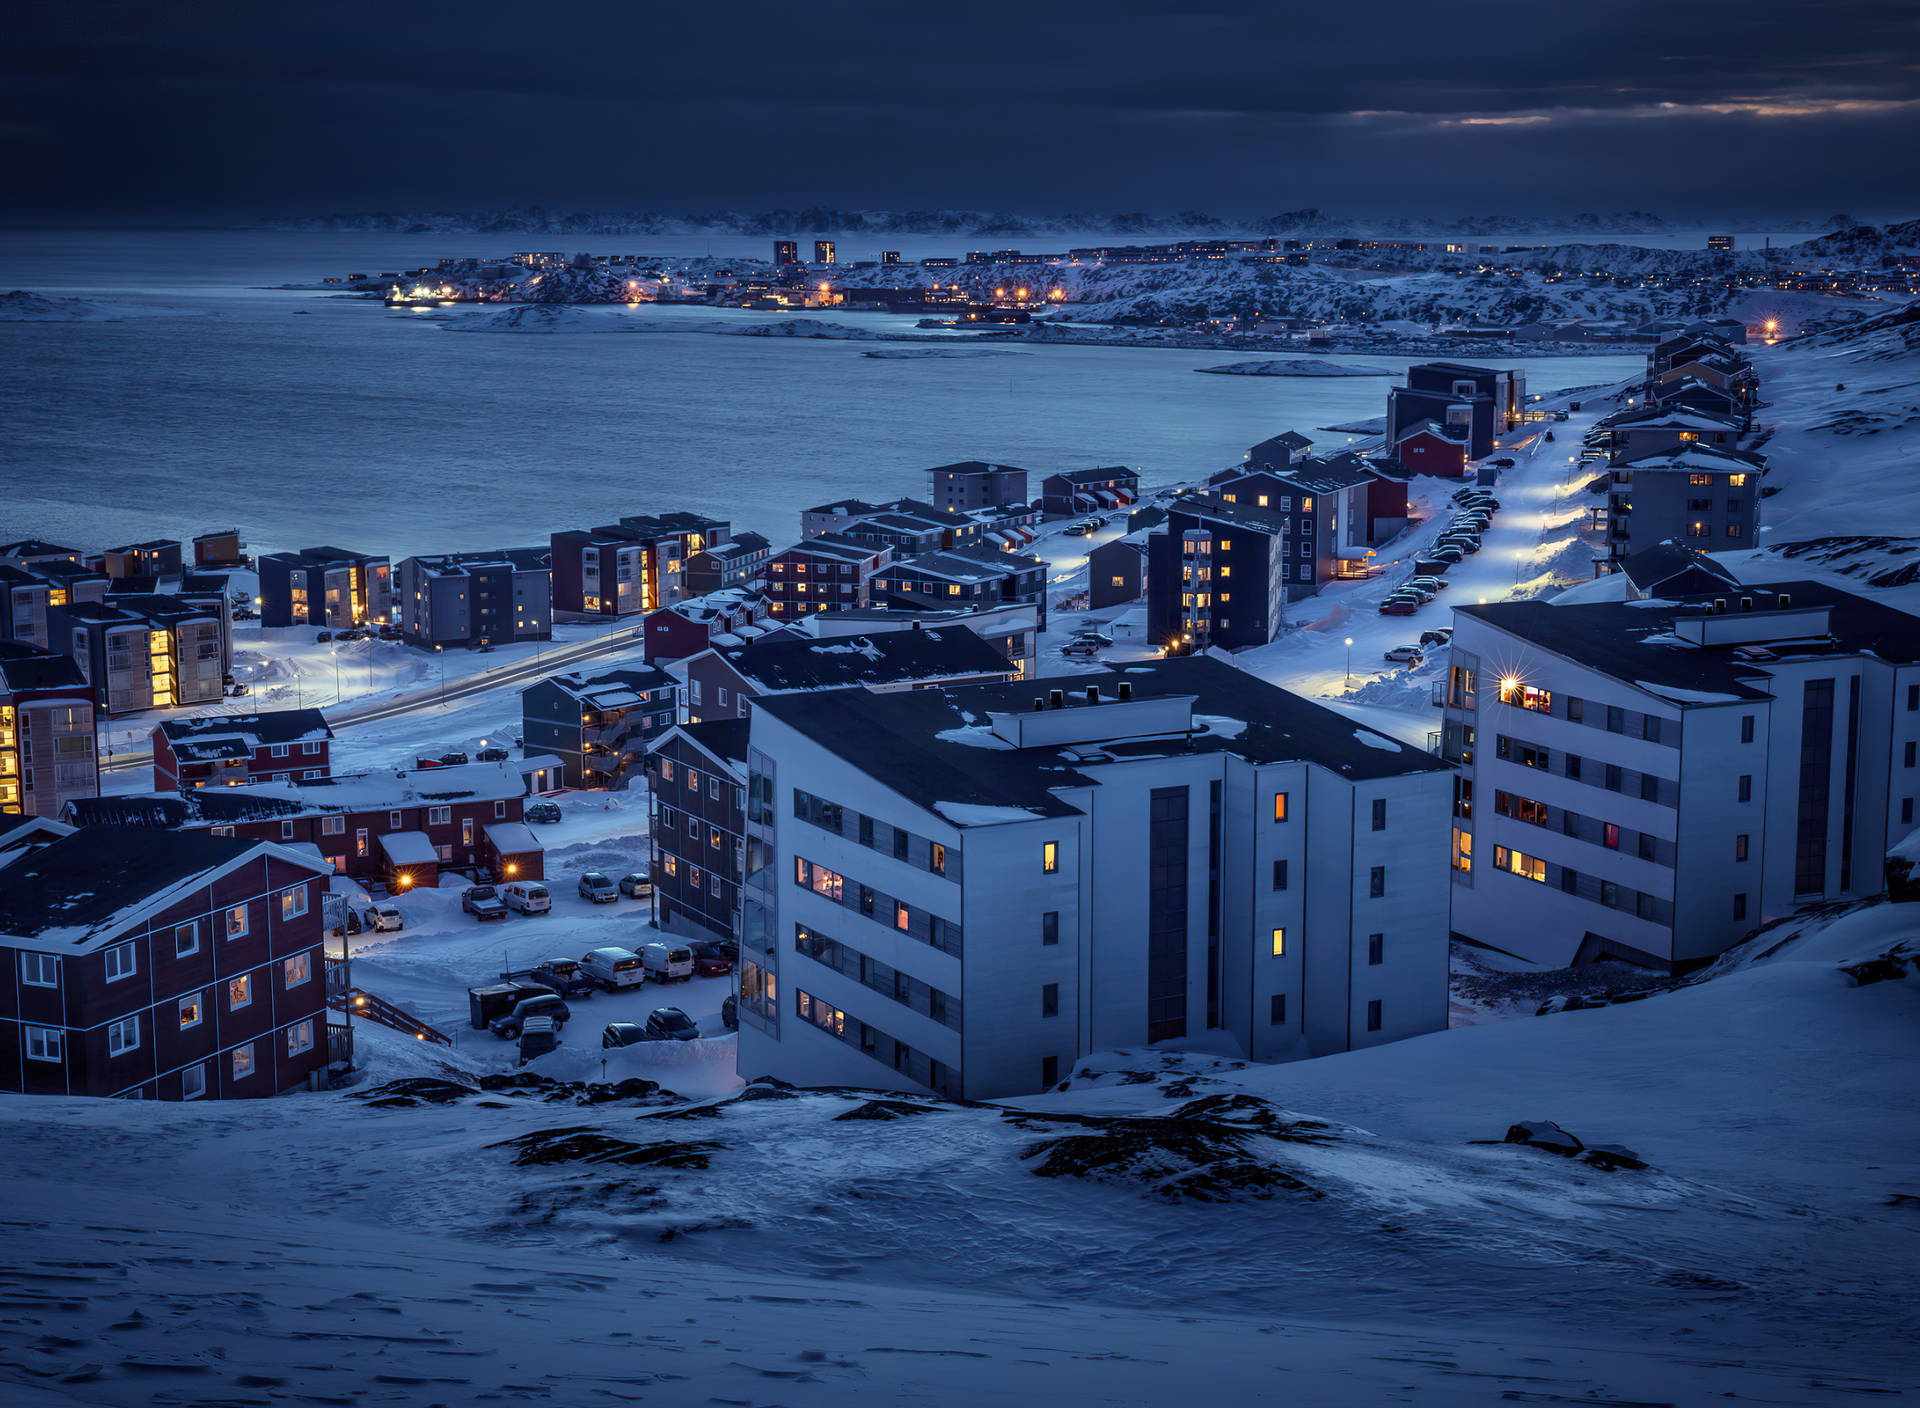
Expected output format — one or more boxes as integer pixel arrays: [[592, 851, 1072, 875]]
[[1144, 496, 1291, 652], [0, 645, 97, 820], [762, 535, 891, 623], [925, 462, 1031, 513], [153, 709, 334, 792], [395, 548, 552, 649], [683, 626, 1017, 724], [645, 721, 748, 944], [521, 667, 680, 790], [257, 548, 393, 629], [550, 513, 727, 619]]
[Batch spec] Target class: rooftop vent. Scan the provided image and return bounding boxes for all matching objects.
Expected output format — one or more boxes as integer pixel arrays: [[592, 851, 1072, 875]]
[[1739, 596, 1753, 612], [1032, 696, 1045, 712], [1778, 591, 1792, 609], [1118, 681, 1133, 701], [1085, 686, 1101, 705], [1049, 689, 1065, 709]]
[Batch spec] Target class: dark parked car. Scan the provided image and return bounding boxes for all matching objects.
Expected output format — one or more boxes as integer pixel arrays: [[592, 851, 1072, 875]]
[[439, 751, 469, 766], [645, 1007, 700, 1042], [601, 1021, 650, 1049], [476, 746, 511, 762], [462, 884, 507, 921], [489, 993, 572, 1040], [688, 941, 734, 977], [518, 1015, 561, 1062], [525, 800, 562, 824]]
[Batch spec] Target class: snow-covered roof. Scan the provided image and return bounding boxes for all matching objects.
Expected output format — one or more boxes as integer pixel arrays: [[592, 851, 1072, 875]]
[[483, 822, 541, 856], [378, 831, 438, 866]]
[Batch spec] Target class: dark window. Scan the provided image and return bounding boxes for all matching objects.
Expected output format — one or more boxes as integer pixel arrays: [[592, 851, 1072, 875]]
[[1566, 754, 1582, 781], [1042, 910, 1059, 946], [893, 827, 909, 860], [1367, 933, 1384, 965], [1642, 716, 1661, 743], [1738, 774, 1753, 803], [1272, 858, 1288, 891], [1368, 865, 1385, 898], [1906, 742, 1917, 768], [1604, 763, 1622, 792], [1560, 866, 1578, 894], [1370, 798, 1387, 831], [858, 884, 875, 917], [1639, 833, 1657, 861], [1041, 983, 1059, 1018], [1269, 993, 1287, 1025], [1733, 893, 1748, 920], [858, 814, 874, 847], [1366, 1000, 1382, 1032], [1562, 809, 1579, 836], [1741, 714, 1756, 743], [1606, 706, 1624, 733], [1600, 880, 1619, 908], [1908, 684, 1918, 711], [1795, 679, 1836, 895], [1146, 787, 1190, 1043], [1735, 833, 1749, 861], [1566, 697, 1583, 724], [1904, 798, 1915, 825], [1041, 1055, 1060, 1087], [1640, 774, 1659, 802]]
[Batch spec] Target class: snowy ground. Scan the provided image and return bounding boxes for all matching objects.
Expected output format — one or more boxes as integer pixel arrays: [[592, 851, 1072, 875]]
[[0, 899, 1913, 1405]]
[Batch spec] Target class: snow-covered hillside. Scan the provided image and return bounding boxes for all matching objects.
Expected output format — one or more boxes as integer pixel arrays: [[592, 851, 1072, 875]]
[[0, 898, 1912, 1404]]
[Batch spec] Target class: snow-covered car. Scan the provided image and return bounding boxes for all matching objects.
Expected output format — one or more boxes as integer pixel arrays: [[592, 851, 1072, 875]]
[[1407, 575, 1447, 592], [645, 1007, 700, 1042], [578, 872, 618, 904], [641, 942, 695, 983], [489, 993, 570, 1040], [439, 751, 469, 766], [461, 885, 507, 922], [1419, 627, 1454, 648], [721, 994, 739, 1030], [526, 958, 596, 998], [579, 946, 646, 992], [362, 903, 403, 933], [1384, 646, 1424, 665], [525, 800, 562, 824], [501, 881, 550, 914], [517, 1015, 562, 1063], [1428, 546, 1465, 564], [618, 872, 653, 899]]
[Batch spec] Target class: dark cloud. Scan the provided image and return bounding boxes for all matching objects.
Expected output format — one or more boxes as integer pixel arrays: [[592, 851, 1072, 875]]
[[5, 0, 1916, 218]]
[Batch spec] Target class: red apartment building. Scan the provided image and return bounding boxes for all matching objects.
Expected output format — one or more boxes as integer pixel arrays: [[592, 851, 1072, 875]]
[[153, 709, 335, 792]]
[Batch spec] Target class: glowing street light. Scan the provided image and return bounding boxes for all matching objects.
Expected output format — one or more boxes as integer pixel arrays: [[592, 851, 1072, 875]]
[[1344, 637, 1354, 687]]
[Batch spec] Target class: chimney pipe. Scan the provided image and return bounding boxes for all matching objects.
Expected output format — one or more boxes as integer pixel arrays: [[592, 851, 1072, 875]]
[[1739, 596, 1753, 613], [1118, 681, 1132, 700], [1777, 591, 1791, 609], [1049, 689, 1064, 709], [1085, 686, 1100, 705], [1033, 697, 1045, 712]]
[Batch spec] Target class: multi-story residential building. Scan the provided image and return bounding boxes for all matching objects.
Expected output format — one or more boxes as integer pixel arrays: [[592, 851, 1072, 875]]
[[813, 239, 836, 264], [870, 546, 1048, 626], [0, 564, 52, 649], [0, 541, 84, 568], [1650, 375, 1749, 427], [68, 759, 547, 891], [1650, 331, 1738, 377], [773, 240, 798, 266], [1245, 430, 1314, 469], [153, 709, 334, 792], [1386, 361, 1525, 460], [681, 532, 771, 596], [1089, 533, 1150, 610], [1038, 466, 1141, 516], [1441, 582, 1920, 972], [643, 587, 778, 663], [737, 657, 1453, 1099], [52, 595, 224, 716], [644, 720, 748, 944], [521, 667, 679, 790], [1208, 454, 1376, 599], [1603, 443, 1763, 564], [257, 547, 393, 629], [925, 461, 1031, 513], [395, 548, 552, 649], [762, 535, 891, 623], [1391, 420, 1470, 478], [1599, 406, 1746, 462], [107, 574, 236, 677], [192, 528, 249, 570], [0, 645, 96, 820], [1611, 542, 1742, 600], [21, 560, 109, 613], [1145, 495, 1291, 652], [101, 539, 184, 580], [683, 627, 1016, 724], [0, 823, 333, 1100], [549, 513, 727, 619], [801, 499, 982, 557]]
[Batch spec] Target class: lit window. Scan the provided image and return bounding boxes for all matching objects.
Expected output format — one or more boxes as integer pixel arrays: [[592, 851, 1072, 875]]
[[279, 885, 307, 921], [1043, 840, 1059, 872], [284, 953, 311, 987], [229, 973, 253, 1010], [232, 1044, 256, 1080], [179, 992, 203, 1028], [894, 901, 910, 931], [287, 1019, 315, 1057], [1272, 792, 1289, 822], [226, 904, 249, 939], [1270, 928, 1286, 957]]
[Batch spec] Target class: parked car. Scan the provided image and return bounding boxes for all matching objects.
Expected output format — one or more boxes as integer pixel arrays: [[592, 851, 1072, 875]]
[[602, 1021, 649, 1049], [721, 994, 739, 1030], [476, 746, 511, 762], [489, 992, 571, 1040], [517, 1015, 562, 1063], [439, 751, 469, 766], [1420, 627, 1454, 648], [315, 631, 332, 643], [1429, 546, 1465, 564], [579, 946, 647, 992], [1384, 646, 1424, 665], [527, 957, 596, 998], [641, 942, 695, 983], [1554, 409, 1570, 422], [1379, 600, 1419, 616], [1062, 522, 1092, 537], [1072, 630, 1114, 648], [1397, 584, 1436, 604], [578, 871, 618, 904], [688, 941, 734, 977], [645, 1007, 700, 1042], [1061, 641, 1102, 659], [525, 800, 562, 824], [362, 902, 403, 933], [1407, 575, 1447, 593], [1487, 457, 1516, 469], [462, 884, 507, 922], [501, 880, 551, 914], [618, 871, 653, 899]]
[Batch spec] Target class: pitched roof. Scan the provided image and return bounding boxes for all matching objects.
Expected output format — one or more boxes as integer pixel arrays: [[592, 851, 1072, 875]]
[[158, 709, 333, 761], [1168, 492, 1292, 536], [648, 719, 750, 777], [927, 460, 1030, 476], [713, 626, 1015, 693], [542, 666, 677, 710], [0, 642, 88, 694], [776, 532, 886, 564], [0, 827, 326, 951], [1618, 542, 1741, 592]]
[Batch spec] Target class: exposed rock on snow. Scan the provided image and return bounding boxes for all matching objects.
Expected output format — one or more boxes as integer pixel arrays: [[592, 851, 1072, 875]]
[[1195, 359, 1392, 377], [862, 346, 1027, 359]]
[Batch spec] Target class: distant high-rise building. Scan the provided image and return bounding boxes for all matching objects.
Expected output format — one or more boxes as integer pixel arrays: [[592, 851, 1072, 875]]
[[773, 240, 798, 266], [813, 240, 837, 265], [880, 250, 900, 266], [1706, 235, 1735, 252]]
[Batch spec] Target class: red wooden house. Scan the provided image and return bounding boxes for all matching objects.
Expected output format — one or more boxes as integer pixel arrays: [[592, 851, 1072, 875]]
[[153, 709, 335, 792]]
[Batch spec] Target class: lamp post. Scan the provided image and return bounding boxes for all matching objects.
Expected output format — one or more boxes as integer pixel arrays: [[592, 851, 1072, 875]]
[[1344, 637, 1354, 688]]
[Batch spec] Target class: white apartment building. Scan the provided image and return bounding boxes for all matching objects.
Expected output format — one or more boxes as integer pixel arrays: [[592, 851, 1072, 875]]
[[736, 657, 1453, 1100], [1443, 582, 1920, 971]]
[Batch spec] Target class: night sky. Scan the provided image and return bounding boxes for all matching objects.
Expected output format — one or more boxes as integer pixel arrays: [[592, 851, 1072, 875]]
[[7, 0, 1917, 221]]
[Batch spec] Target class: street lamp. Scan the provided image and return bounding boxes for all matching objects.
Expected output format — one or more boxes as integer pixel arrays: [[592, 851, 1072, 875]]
[[1344, 637, 1354, 687]]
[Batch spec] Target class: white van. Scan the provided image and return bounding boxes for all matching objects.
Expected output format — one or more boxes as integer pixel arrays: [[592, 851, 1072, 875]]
[[501, 881, 551, 915], [642, 942, 695, 984], [579, 946, 647, 992]]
